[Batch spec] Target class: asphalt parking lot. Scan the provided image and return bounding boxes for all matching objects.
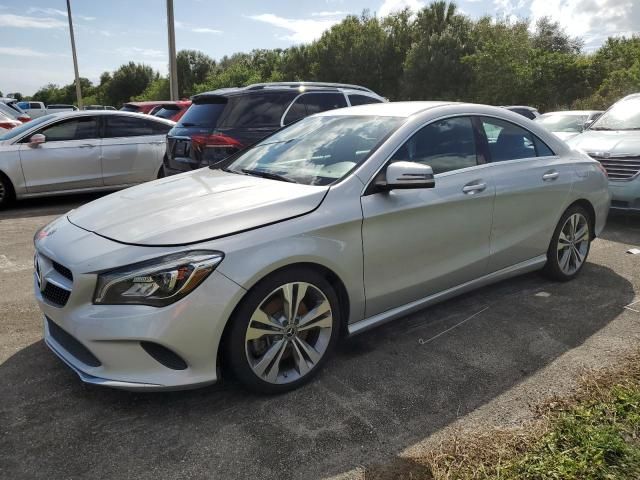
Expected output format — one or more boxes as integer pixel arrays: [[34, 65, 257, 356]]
[[1, 196, 640, 480]]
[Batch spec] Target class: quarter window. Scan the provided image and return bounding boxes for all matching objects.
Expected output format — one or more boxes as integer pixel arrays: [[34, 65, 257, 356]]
[[480, 117, 554, 161], [390, 117, 478, 174], [302, 93, 347, 115], [220, 93, 296, 128], [105, 116, 153, 137], [39, 117, 98, 142]]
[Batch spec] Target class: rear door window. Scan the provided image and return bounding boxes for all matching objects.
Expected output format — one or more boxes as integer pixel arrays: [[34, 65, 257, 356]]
[[39, 116, 98, 142], [480, 117, 554, 161], [302, 93, 347, 115], [283, 97, 307, 125], [348, 94, 383, 106], [104, 115, 153, 137]]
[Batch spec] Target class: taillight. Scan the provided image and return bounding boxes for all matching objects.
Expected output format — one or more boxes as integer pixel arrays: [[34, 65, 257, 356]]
[[191, 133, 243, 165], [191, 133, 242, 152], [0, 121, 18, 130]]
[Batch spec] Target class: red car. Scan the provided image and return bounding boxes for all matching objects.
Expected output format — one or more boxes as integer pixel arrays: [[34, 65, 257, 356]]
[[0, 111, 21, 132], [120, 100, 191, 122]]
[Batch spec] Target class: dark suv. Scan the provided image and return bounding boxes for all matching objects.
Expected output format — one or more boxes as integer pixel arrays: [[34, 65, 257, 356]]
[[163, 82, 386, 175]]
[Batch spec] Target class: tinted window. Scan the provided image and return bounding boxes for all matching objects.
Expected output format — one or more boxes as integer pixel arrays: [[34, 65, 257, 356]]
[[535, 138, 555, 156], [150, 120, 172, 135], [481, 118, 537, 161], [105, 115, 153, 137], [30, 102, 42, 109], [283, 97, 307, 125], [349, 94, 382, 106], [391, 117, 478, 174], [40, 116, 98, 141], [154, 106, 180, 119], [1, 115, 53, 141], [120, 104, 140, 112], [220, 92, 296, 128], [178, 100, 227, 128], [302, 93, 347, 115]]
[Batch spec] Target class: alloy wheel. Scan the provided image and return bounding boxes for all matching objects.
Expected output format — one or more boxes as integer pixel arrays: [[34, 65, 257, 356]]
[[557, 213, 589, 276], [244, 282, 333, 384]]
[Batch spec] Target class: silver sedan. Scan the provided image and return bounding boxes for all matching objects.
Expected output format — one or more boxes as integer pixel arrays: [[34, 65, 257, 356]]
[[33, 102, 610, 393], [0, 111, 174, 207]]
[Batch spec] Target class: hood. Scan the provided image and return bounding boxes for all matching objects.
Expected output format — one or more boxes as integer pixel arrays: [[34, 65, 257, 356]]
[[552, 131, 580, 141], [566, 130, 640, 156], [68, 169, 328, 246]]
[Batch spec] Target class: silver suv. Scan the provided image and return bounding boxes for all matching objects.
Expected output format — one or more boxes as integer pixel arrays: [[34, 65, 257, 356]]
[[568, 93, 640, 212]]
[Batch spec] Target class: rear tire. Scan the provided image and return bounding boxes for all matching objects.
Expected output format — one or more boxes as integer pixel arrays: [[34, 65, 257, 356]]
[[543, 205, 591, 281], [0, 174, 14, 210], [225, 268, 340, 394]]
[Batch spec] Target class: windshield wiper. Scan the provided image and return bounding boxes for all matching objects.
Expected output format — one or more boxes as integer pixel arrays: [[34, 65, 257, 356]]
[[590, 127, 615, 131], [241, 168, 298, 183]]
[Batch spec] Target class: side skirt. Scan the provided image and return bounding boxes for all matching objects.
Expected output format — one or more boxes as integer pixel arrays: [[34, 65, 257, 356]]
[[347, 255, 547, 336]]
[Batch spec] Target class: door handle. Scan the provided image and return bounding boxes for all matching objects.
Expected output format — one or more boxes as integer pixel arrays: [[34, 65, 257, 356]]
[[79, 144, 95, 148], [542, 171, 559, 181], [462, 182, 487, 194]]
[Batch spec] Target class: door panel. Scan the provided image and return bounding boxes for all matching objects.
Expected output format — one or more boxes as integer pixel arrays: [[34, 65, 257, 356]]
[[361, 169, 495, 317], [101, 116, 164, 186], [19, 116, 102, 193], [486, 157, 573, 271], [479, 116, 574, 272]]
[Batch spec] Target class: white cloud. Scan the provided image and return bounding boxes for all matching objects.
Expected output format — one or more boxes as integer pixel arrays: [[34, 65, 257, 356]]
[[529, 0, 638, 47], [176, 20, 222, 34], [248, 13, 340, 43], [378, 0, 425, 17], [311, 10, 349, 16], [0, 46, 48, 57], [117, 47, 165, 58], [0, 13, 66, 28], [27, 6, 95, 21]]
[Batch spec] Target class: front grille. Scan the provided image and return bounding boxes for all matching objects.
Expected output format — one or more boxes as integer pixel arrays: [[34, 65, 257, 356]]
[[46, 317, 101, 367], [591, 156, 640, 180], [52, 261, 73, 282], [42, 282, 71, 307]]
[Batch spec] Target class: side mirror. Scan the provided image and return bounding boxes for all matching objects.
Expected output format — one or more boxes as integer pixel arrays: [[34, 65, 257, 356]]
[[29, 134, 46, 147], [583, 120, 594, 131], [377, 161, 435, 191]]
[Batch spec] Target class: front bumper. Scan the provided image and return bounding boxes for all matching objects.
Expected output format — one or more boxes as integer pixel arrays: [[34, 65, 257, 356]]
[[608, 177, 640, 212], [36, 267, 246, 391]]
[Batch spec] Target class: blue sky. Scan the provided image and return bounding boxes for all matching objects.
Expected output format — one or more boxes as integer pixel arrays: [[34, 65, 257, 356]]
[[0, 0, 637, 95]]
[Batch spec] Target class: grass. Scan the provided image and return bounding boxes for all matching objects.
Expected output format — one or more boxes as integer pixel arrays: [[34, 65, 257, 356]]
[[369, 353, 640, 480]]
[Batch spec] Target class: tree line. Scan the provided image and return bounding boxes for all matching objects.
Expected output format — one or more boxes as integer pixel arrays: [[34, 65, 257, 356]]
[[14, 1, 640, 112]]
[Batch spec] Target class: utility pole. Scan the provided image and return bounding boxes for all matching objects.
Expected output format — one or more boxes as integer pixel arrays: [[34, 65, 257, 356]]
[[66, 0, 83, 109], [166, 0, 179, 100]]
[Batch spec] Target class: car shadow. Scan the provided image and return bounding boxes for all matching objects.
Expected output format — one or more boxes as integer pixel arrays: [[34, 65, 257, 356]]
[[0, 262, 633, 480], [0, 193, 107, 220], [598, 213, 640, 244]]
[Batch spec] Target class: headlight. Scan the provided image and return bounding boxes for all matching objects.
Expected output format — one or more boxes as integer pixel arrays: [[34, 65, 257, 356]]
[[93, 251, 223, 307]]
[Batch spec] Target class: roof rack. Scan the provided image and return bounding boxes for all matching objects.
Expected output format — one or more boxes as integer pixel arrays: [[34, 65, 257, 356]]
[[244, 82, 374, 93]]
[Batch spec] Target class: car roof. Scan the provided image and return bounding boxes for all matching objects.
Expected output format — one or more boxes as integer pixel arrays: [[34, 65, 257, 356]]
[[315, 101, 456, 118], [44, 110, 176, 125], [502, 105, 539, 111], [193, 82, 382, 101], [540, 110, 602, 116]]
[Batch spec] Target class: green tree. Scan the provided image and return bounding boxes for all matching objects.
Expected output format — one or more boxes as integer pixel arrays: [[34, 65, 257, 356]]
[[105, 62, 157, 107], [402, 2, 474, 100], [177, 50, 215, 98], [134, 77, 170, 101]]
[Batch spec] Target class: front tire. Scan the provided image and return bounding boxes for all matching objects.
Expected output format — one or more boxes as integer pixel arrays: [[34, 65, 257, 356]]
[[0, 174, 14, 209], [225, 268, 340, 394], [543, 205, 591, 281]]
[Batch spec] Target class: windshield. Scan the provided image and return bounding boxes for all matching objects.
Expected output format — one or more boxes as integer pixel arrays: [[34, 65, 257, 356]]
[[225, 115, 404, 186], [0, 114, 54, 141], [536, 114, 587, 132], [591, 98, 640, 130], [154, 106, 179, 119], [120, 104, 140, 112]]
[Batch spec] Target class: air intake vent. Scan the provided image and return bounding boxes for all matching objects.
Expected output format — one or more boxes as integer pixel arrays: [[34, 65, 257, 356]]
[[52, 261, 73, 282], [46, 317, 101, 367], [140, 342, 188, 370], [42, 282, 71, 307]]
